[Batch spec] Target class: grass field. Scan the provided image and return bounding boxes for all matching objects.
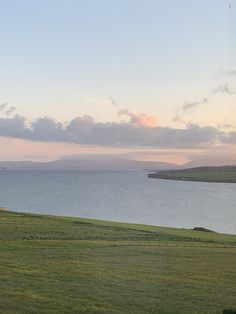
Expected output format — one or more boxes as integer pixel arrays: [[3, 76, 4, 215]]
[[0, 211, 236, 314], [148, 166, 236, 183]]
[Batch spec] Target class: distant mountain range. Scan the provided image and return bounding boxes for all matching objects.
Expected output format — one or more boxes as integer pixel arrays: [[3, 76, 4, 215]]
[[1, 159, 235, 171], [0, 159, 179, 171]]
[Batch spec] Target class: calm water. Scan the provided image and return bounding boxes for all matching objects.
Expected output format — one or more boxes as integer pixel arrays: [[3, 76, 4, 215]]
[[0, 170, 235, 234]]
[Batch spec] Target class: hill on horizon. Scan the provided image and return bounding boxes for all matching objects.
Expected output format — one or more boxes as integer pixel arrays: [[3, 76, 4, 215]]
[[148, 165, 236, 183], [1, 158, 236, 171], [0, 158, 179, 171]]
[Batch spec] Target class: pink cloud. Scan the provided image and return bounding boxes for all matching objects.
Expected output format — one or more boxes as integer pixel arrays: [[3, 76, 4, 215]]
[[119, 109, 159, 127]]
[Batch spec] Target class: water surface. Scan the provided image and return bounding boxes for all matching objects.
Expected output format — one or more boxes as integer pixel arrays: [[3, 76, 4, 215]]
[[0, 170, 235, 234]]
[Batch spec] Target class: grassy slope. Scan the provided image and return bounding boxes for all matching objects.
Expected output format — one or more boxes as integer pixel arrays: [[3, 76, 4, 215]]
[[0, 211, 236, 314], [148, 166, 236, 183]]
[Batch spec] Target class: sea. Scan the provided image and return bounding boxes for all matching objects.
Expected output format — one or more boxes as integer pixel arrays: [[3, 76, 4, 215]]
[[0, 169, 235, 234]]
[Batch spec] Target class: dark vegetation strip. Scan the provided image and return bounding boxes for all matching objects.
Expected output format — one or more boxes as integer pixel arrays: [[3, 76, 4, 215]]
[[148, 165, 236, 183]]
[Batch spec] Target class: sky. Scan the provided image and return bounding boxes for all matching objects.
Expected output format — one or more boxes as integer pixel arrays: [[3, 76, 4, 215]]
[[0, 0, 235, 164]]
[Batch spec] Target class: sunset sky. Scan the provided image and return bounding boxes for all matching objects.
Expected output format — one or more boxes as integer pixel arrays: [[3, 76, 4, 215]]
[[0, 0, 235, 164]]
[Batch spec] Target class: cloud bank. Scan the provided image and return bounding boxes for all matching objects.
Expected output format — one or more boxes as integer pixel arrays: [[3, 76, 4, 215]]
[[0, 111, 236, 149]]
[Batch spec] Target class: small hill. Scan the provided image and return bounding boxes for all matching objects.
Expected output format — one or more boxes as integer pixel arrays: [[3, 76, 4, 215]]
[[148, 165, 236, 183]]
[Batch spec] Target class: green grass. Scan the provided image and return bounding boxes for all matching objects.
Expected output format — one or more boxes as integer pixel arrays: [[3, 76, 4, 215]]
[[148, 166, 236, 183], [0, 211, 236, 313]]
